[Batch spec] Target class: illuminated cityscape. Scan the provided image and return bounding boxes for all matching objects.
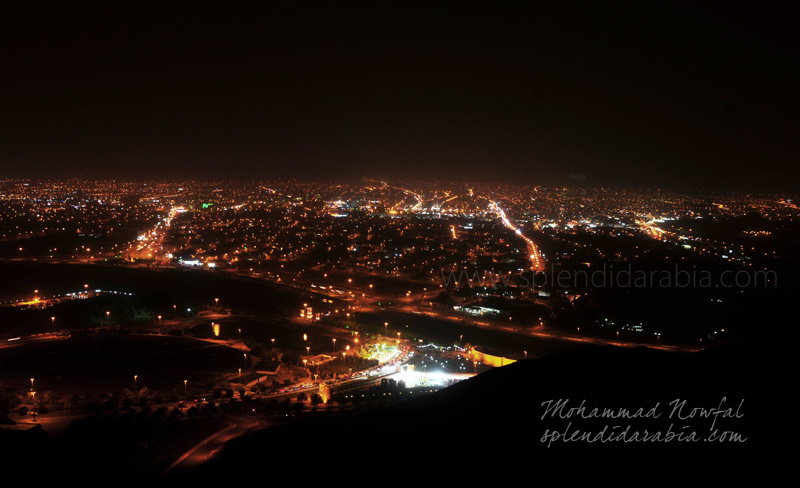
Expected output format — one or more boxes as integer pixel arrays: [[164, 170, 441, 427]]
[[1, 1, 794, 481]]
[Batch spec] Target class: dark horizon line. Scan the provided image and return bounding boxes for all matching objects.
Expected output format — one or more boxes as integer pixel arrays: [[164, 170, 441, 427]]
[[1, 175, 797, 197]]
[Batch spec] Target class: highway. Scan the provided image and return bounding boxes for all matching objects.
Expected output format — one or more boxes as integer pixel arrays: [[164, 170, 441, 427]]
[[489, 200, 545, 272], [159, 417, 262, 479]]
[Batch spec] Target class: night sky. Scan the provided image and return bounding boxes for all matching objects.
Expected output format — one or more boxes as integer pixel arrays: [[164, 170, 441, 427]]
[[1, 1, 798, 190]]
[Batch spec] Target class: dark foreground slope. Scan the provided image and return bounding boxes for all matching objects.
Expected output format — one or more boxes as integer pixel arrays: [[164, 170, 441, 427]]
[[191, 341, 780, 480]]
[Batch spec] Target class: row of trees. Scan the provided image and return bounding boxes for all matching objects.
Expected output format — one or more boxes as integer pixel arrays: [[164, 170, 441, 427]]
[[308, 356, 378, 380]]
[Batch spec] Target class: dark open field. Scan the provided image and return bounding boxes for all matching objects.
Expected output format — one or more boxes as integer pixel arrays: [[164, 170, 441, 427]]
[[0, 260, 349, 337], [0, 334, 246, 394]]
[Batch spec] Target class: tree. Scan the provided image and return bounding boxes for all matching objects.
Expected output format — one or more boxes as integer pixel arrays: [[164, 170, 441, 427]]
[[310, 394, 322, 409]]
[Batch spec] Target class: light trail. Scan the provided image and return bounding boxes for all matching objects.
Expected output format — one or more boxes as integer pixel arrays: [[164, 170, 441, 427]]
[[489, 200, 545, 272], [126, 206, 182, 260], [636, 219, 665, 240]]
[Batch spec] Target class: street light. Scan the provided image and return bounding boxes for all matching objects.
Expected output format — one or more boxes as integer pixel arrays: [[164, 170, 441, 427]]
[[332, 338, 336, 352], [50, 316, 55, 326], [184, 379, 188, 394], [271, 338, 275, 347], [106, 311, 110, 327]]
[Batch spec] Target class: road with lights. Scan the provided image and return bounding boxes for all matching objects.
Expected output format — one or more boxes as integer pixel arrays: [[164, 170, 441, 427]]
[[489, 200, 545, 272]]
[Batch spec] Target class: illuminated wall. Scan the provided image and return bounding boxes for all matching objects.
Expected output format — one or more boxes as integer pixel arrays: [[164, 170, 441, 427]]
[[469, 348, 516, 368]]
